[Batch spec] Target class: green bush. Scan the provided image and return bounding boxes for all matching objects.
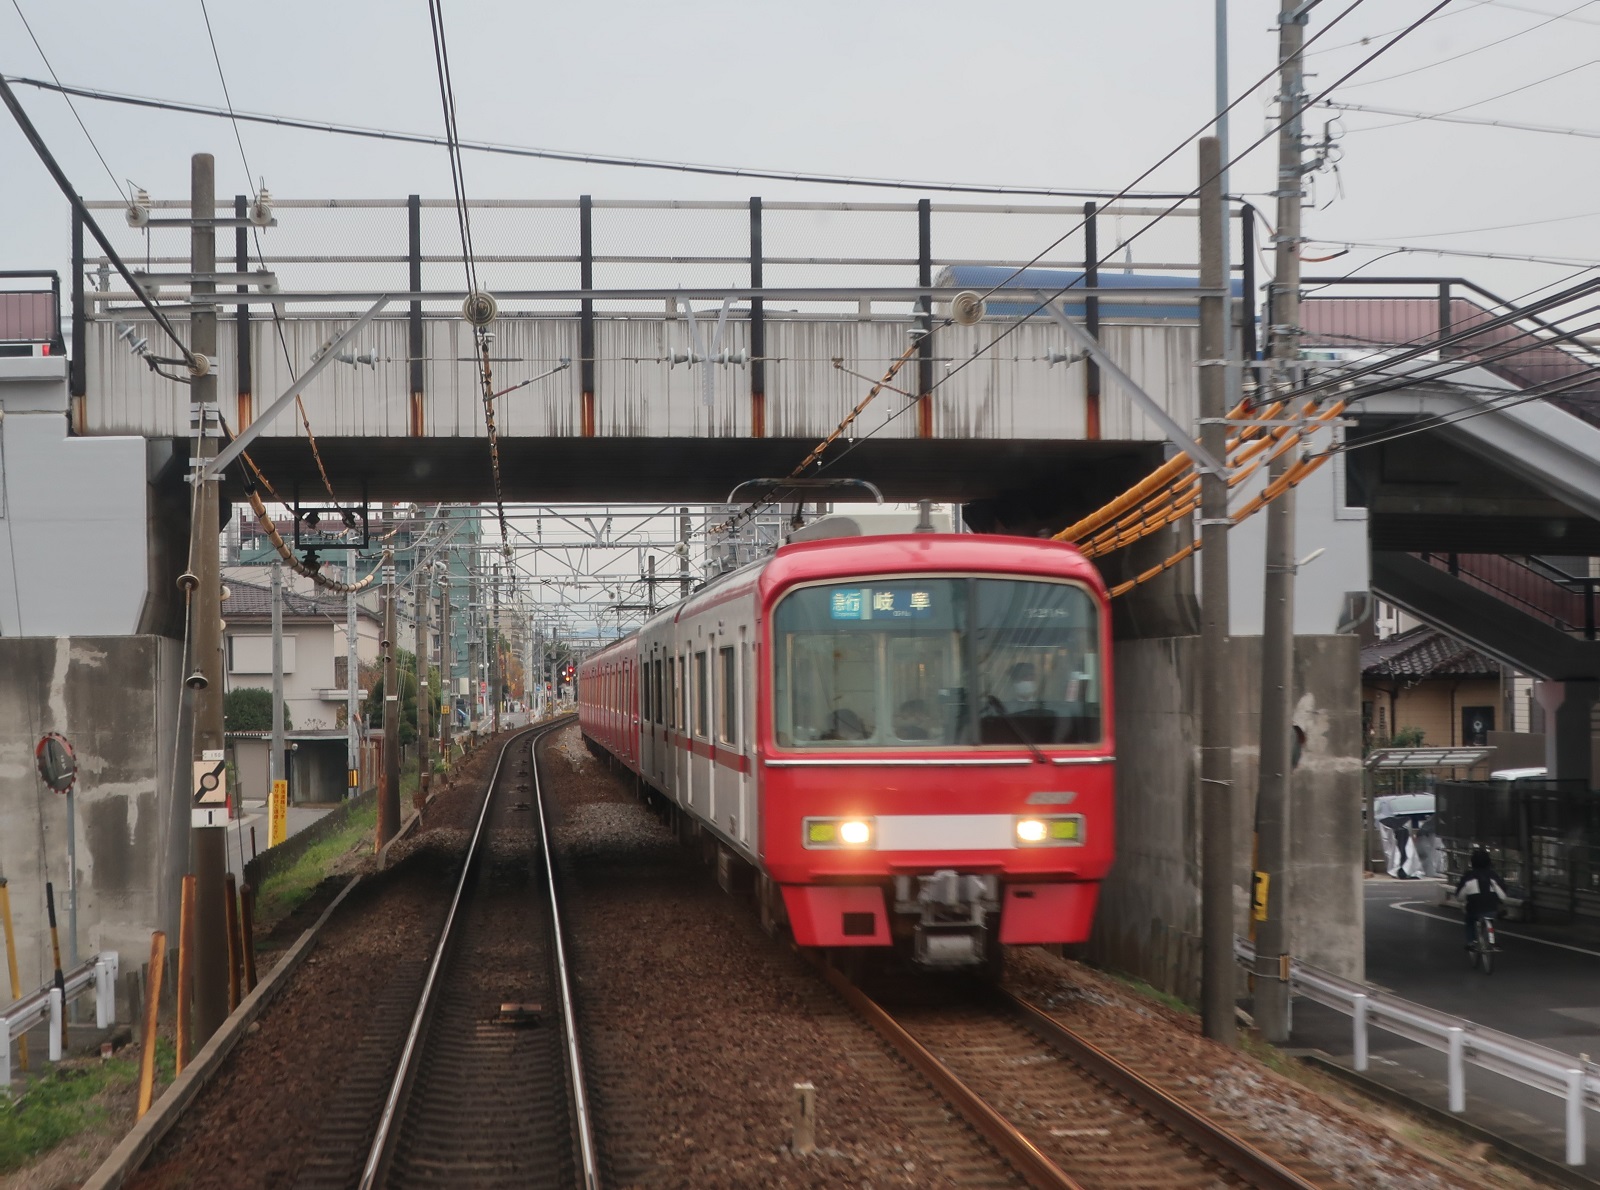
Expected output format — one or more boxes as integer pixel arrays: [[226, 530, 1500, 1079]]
[[224, 687, 293, 732]]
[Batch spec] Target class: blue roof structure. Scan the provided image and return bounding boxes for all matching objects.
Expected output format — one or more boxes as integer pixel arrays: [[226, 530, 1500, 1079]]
[[937, 265, 1245, 321]]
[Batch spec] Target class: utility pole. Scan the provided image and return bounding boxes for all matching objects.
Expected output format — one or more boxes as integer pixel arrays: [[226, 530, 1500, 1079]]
[[380, 553, 400, 846], [679, 507, 691, 598], [270, 561, 286, 805], [1216, 0, 1243, 410], [413, 560, 431, 794], [346, 583, 358, 799], [439, 579, 453, 752], [188, 152, 229, 1045], [491, 563, 502, 734], [1254, 0, 1307, 1044], [1197, 137, 1235, 1046]]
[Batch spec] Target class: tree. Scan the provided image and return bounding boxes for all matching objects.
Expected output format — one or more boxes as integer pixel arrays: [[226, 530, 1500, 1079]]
[[367, 648, 441, 746], [224, 687, 292, 732]]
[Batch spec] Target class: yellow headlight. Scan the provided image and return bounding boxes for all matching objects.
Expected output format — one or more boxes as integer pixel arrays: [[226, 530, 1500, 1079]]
[[807, 821, 837, 844], [1016, 818, 1048, 843], [839, 820, 871, 845]]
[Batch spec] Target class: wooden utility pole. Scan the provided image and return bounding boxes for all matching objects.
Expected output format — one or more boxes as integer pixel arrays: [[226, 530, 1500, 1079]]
[[1255, 0, 1308, 1044], [1197, 136, 1235, 1046], [380, 553, 400, 845], [188, 151, 229, 1045], [491, 563, 502, 735]]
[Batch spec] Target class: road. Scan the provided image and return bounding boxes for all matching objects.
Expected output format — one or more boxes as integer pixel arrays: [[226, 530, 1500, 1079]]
[[1288, 877, 1600, 1167]]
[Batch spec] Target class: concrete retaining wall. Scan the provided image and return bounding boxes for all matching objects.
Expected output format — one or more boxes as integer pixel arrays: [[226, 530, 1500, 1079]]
[[1089, 633, 1364, 1001], [0, 636, 185, 993]]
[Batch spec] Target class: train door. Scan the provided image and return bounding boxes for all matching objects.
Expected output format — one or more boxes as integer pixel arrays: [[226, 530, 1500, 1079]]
[[691, 646, 712, 821], [738, 627, 753, 850], [677, 650, 690, 806]]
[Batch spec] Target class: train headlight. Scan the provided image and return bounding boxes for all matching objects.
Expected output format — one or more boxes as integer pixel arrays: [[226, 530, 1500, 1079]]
[[1015, 814, 1084, 846], [803, 817, 875, 849], [839, 820, 871, 846]]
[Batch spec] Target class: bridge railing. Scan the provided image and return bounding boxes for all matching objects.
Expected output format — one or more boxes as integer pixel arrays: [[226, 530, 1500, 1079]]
[[1300, 276, 1600, 419], [1413, 552, 1599, 639], [0, 269, 62, 350]]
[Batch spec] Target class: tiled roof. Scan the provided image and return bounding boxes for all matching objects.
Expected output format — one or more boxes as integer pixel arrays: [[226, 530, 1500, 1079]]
[[225, 578, 380, 622], [1361, 626, 1501, 680]]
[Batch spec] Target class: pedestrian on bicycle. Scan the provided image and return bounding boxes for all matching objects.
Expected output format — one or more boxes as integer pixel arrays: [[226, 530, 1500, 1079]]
[[1455, 847, 1508, 950]]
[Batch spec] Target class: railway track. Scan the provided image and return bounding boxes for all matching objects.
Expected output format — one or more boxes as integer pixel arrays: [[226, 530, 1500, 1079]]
[[818, 962, 1323, 1190], [294, 716, 597, 1190]]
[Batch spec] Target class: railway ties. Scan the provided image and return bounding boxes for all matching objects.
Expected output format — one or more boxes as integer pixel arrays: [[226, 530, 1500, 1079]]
[[294, 717, 597, 1190], [819, 963, 1320, 1190]]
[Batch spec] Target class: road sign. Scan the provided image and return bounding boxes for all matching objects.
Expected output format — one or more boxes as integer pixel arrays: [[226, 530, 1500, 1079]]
[[35, 734, 77, 793], [269, 780, 288, 847], [192, 748, 228, 827]]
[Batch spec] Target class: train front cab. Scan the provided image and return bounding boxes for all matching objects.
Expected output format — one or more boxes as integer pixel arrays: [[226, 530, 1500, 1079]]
[[757, 556, 1114, 969]]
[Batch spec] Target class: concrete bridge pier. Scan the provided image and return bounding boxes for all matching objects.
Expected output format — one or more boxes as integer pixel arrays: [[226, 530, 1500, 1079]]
[[1535, 680, 1598, 786]]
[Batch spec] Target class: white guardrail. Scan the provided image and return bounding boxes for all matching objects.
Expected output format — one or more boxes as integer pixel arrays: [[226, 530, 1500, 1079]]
[[2, 952, 119, 1081], [1236, 938, 1598, 1166]]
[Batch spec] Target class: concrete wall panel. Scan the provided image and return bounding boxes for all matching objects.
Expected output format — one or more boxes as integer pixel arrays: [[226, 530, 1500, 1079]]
[[1091, 633, 1363, 1002], [0, 635, 183, 994]]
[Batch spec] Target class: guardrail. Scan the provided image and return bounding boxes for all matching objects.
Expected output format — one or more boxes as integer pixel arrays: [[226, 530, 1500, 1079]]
[[2, 952, 119, 1080], [1235, 937, 1598, 1165]]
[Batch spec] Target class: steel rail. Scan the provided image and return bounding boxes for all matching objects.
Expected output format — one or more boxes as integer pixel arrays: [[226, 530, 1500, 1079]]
[[355, 716, 571, 1190], [998, 990, 1318, 1190], [530, 717, 603, 1190], [811, 960, 1082, 1190]]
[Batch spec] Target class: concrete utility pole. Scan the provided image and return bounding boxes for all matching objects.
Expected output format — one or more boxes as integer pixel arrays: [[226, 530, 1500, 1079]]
[[1255, 0, 1308, 1044], [346, 584, 358, 798], [679, 507, 692, 597], [491, 563, 502, 734], [380, 553, 400, 846], [270, 561, 286, 802], [188, 151, 229, 1045], [1197, 137, 1235, 1046], [413, 560, 431, 793], [439, 579, 453, 752]]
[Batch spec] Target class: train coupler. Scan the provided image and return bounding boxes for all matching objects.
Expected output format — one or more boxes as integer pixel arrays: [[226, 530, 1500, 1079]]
[[895, 871, 1000, 967]]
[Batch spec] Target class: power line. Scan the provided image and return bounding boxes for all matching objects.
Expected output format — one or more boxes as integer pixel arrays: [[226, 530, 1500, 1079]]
[[7, 1, 125, 200], [1305, 238, 1600, 267], [1338, 0, 1595, 88], [1363, 208, 1600, 240], [0, 74, 1200, 202], [1322, 97, 1600, 138], [0, 74, 199, 372]]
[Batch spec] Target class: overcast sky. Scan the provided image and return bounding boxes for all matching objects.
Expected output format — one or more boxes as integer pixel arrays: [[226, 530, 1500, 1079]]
[[2, 0, 1595, 306]]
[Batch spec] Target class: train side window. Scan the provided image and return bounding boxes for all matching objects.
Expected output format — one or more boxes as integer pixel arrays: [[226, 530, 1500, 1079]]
[[694, 651, 709, 738], [641, 660, 650, 721], [718, 646, 736, 745], [666, 658, 676, 730]]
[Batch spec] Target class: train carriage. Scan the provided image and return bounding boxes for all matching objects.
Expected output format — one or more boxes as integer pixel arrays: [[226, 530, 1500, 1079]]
[[579, 523, 1114, 968]]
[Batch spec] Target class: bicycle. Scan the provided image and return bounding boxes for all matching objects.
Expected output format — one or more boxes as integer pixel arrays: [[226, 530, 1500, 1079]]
[[1469, 913, 1499, 975]]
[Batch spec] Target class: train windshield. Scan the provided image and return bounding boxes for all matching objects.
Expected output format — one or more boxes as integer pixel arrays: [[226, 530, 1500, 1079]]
[[772, 577, 1101, 749]]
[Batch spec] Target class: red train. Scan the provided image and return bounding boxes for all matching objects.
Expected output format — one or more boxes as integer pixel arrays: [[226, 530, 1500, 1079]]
[[578, 525, 1114, 968]]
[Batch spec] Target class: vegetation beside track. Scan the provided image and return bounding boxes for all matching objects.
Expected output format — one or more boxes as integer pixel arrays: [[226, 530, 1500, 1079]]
[[0, 1039, 174, 1174]]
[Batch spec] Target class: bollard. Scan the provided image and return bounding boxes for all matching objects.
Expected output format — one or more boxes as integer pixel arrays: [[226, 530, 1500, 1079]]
[[137, 931, 166, 1119], [1446, 1027, 1465, 1113], [791, 1082, 817, 1155], [1567, 1069, 1587, 1166], [177, 874, 195, 1073], [239, 884, 258, 993], [224, 874, 242, 1012], [95, 952, 117, 1029], [48, 988, 63, 1061], [1352, 993, 1369, 1072], [0, 877, 25, 1072]]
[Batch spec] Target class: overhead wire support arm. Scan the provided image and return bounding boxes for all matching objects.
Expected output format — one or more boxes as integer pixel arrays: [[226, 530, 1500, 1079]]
[[1033, 293, 1226, 475], [205, 296, 391, 480]]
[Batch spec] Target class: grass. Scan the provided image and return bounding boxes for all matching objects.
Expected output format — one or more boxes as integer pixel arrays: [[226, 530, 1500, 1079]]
[[254, 799, 377, 926], [0, 1038, 174, 1174], [1107, 971, 1196, 1015]]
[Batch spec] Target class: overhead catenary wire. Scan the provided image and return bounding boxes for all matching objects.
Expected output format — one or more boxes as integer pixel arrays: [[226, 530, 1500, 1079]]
[[0, 73, 200, 373], [0, 75, 1211, 202], [1321, 97, 1600, 139], [7, 0, 125, 201], [1336, 0, 1595, 88]]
